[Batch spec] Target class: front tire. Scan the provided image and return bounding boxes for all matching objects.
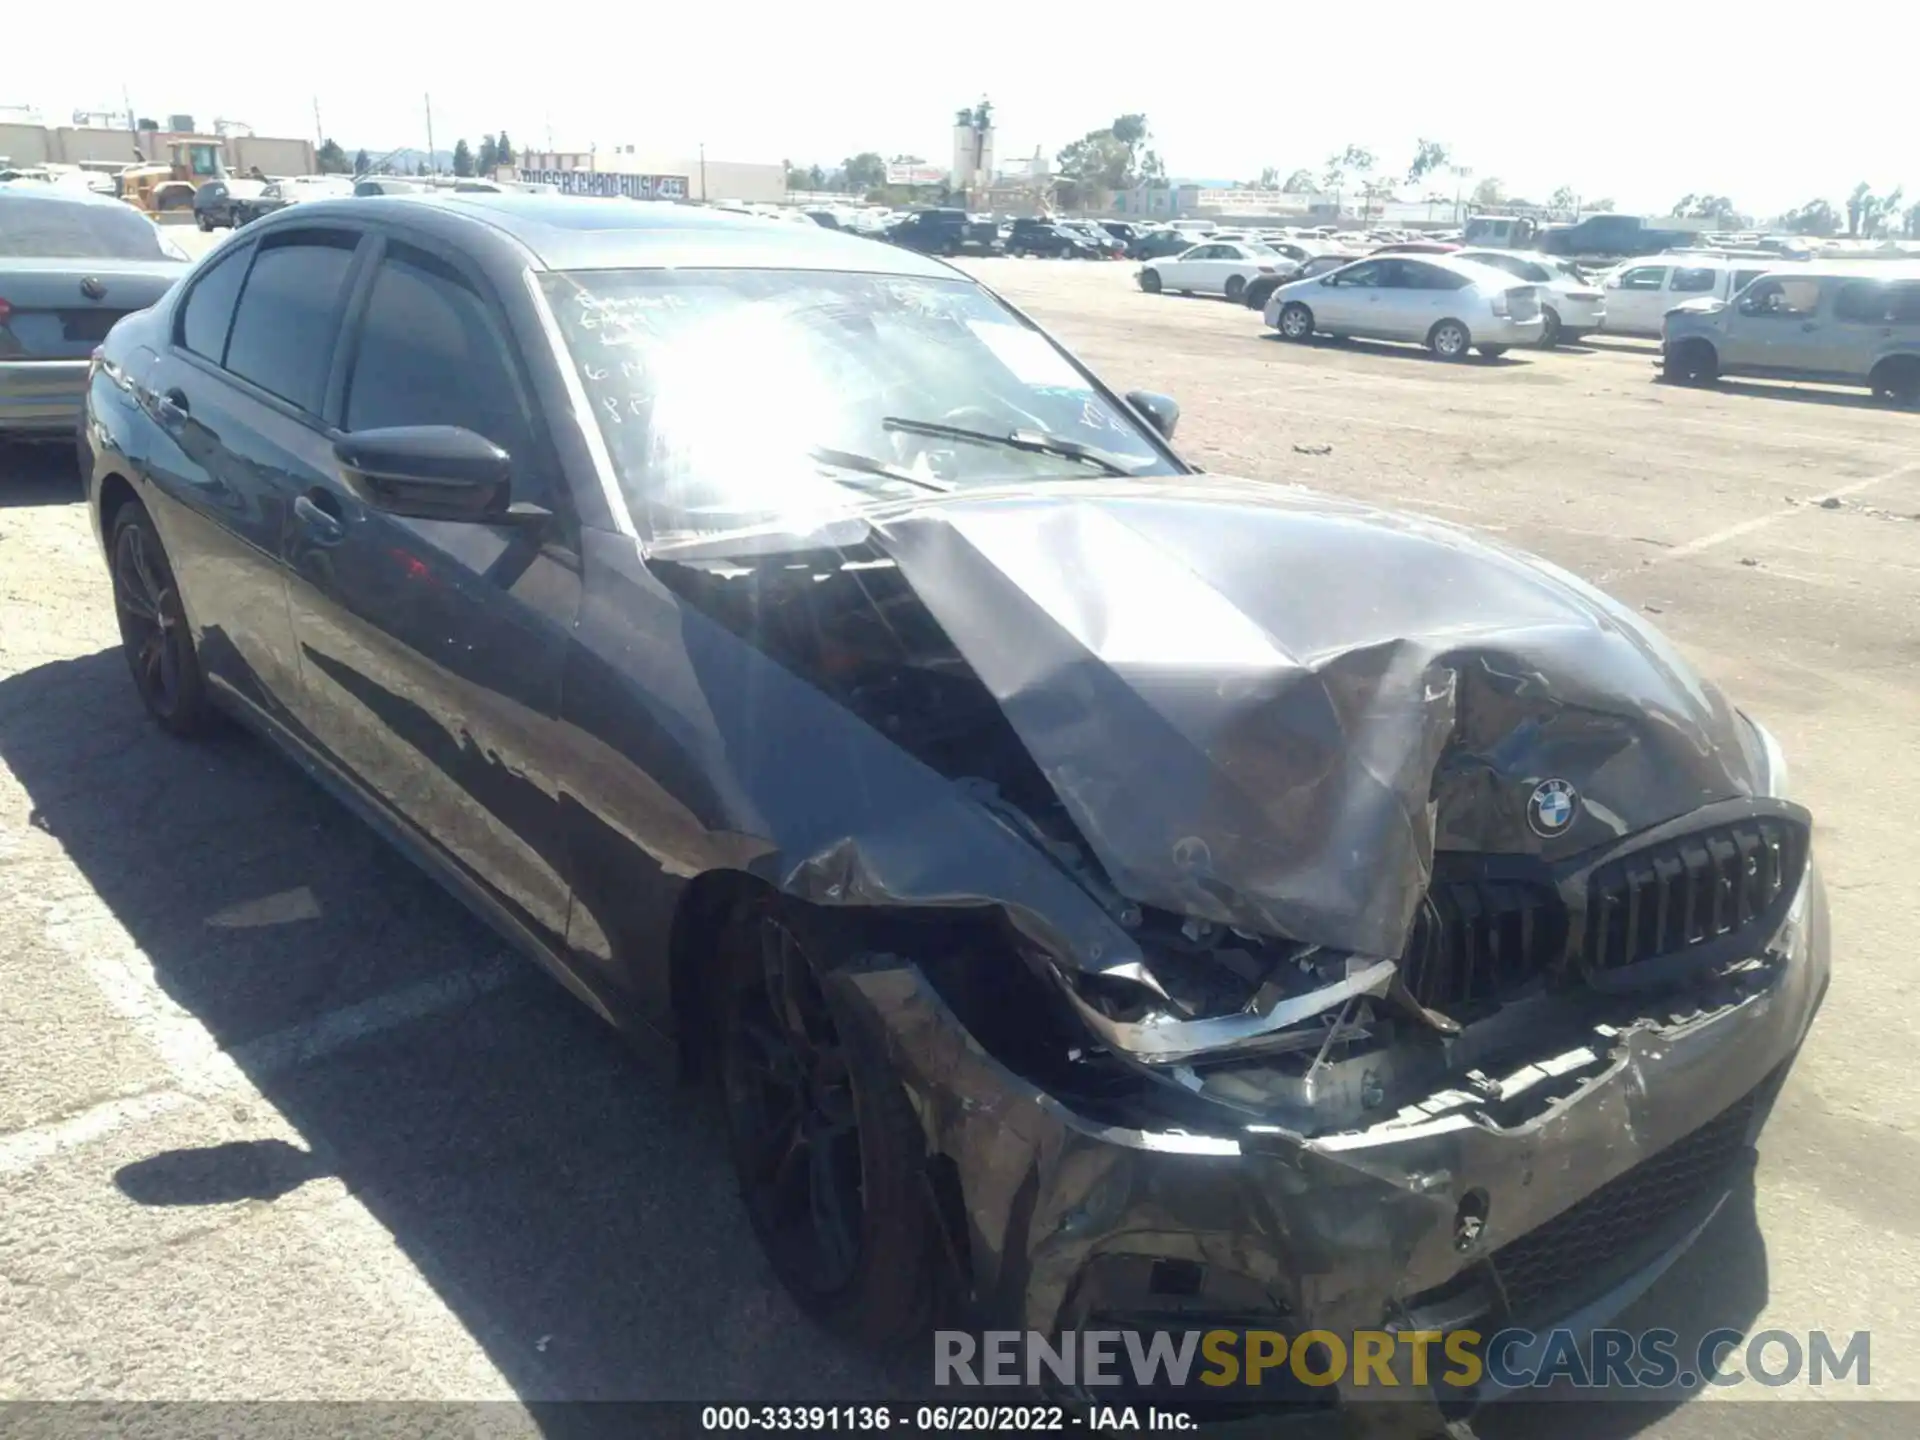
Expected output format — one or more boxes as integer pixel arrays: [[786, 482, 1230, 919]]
[[718, 898, 940, 1351], [1224, 274, 1247, 302], [1140, 269, 1162, 293], [109, 502, 217, 738], [1429, 320, 1472, 360], [1277, 302, 1314, 341], [1665, 338, 1720, 385]]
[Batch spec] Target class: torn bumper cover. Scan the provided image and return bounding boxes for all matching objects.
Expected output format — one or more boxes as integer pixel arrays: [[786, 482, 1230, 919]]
[[834, 861, 1826, 1409]]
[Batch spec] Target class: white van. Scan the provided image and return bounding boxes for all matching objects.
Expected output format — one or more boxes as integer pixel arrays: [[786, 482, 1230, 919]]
[[1599, 255, 1794, 337]]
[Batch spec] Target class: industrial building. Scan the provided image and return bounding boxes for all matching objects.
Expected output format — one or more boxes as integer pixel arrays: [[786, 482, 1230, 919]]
[[0, 118, 314, 176], [515, 147, 784, 204]]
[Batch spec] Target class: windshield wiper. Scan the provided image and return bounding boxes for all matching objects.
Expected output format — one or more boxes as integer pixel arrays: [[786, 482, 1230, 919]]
[[881, 417, 1135, 477], [808, 446, 952, 494]]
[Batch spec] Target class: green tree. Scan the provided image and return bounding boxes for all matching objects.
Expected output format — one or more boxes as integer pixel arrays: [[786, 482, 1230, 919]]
[[1406, 139, 1450, 185], [352, 148, 370, 176], [316, 138, 349, 174], [1548, 185, 1577, 212], [1282, 168, 1317, 193], [1781, 198, 1838, 236], [452, 139, 473, 178], [1254, 166, 1279, 189], [842, 152, 886, 190], [1470, 176, 1505, 208], [1586, 197, 1615, 213], [495, 131, 514, 166], [477, 136, 499, 173], [1846, 183, 1904, 237], [1907, 200, 1920, 238], [808, 164, 825, 190], [1672, 193, 1739, 220], [1056, 114, 1164, 197]]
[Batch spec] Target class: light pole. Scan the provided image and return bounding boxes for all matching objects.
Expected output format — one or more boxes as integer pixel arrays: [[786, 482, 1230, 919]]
[[1451, 165, 1473, 225]]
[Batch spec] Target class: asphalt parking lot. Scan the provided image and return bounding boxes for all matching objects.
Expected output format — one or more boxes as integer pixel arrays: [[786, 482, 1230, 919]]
[[2, 235, 1916, 1434]]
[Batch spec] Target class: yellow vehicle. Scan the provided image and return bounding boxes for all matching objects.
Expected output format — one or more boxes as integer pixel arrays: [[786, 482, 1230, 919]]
[[118, 138, 227, 215]]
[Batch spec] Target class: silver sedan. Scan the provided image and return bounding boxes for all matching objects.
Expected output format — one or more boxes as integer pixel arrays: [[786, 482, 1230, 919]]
[[1264, 254, 1544, 359]]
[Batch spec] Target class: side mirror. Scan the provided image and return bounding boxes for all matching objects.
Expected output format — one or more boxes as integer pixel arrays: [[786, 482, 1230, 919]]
[[1125, 390, 1179, 440], [332, 426, 537, 524]]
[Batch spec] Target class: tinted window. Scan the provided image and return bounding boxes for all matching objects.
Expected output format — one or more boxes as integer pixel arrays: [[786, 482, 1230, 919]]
[[177, 242, 252, 363], [223, 233, 359, 414], [1891, 284, 1920, 325], [1333, 261, 1383, 286], [344, 246, 534, 475], [1670, 267, 1717, 293], [1617, 266, 1666, 290], [1731, 269, 1767, 294], [0, 192, 177, 259], [1737, 276, 1822, 319], [1408, 263, 1471, 291], [1835, 281, 1892, 323]]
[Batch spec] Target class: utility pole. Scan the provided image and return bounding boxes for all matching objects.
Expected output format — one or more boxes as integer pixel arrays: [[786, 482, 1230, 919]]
[[312, 96, 323, 148], [699, 142, 707, 202], [424, 93, 436, 176]]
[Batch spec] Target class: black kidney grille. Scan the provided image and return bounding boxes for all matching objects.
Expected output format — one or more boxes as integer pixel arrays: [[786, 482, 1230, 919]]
[[1401, 877, 1567, 1010], [1487, 1085, 1758, 1322], [1586, 816, 1807, 973]]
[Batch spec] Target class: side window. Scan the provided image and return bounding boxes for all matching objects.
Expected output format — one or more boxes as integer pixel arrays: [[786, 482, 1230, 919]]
[[176, 241, 252, 363], [223, 232, 360, 414], [1669, 267, 1717, 293], [1731, 269, 1766, 295], [1334, 261, 1382, 287], [1834, 281, 1891, 323], [1617, 266, 1666, 290], [1737, 277, 1823, 319], [342, 244, 537, 489], [1890, 284, 1920, 325]]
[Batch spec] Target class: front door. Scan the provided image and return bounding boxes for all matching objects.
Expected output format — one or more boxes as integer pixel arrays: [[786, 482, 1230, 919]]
[[280, 232, 582, 956], [1717, 275, 1827, 376], [1316, 259, 1385, 334], [140, 227, 366, 721], [1605, 263, 1671, 335]]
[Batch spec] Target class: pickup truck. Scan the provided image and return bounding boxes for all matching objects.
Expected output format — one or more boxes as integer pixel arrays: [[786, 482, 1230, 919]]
[[1537, 214, 1705, 261], [885, 208, 1000, 257]]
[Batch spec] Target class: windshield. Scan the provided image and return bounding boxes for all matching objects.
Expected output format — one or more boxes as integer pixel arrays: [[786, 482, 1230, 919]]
[[0, 193, 179, 260], [542, 268, 1178, 542]]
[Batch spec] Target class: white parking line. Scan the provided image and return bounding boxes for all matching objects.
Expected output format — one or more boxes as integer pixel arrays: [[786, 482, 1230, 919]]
[[1618, 461, 1920, 574]]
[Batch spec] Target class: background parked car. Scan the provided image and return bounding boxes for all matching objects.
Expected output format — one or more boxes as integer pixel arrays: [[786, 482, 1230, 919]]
[[1139, 240, 1291, 301], [1129, 227, 1196, 260], [353, 177, 427, 197], [1662, 264, 1920, 405], [0, 186, 188, 437], [233, 174, 356, 226], [1265, 254, 1543, 358], [1057, 221, 1126, 259], [1005, 218, 1101, 259], [1455, 249, 1607, 346], [886, 207, 999, 256], [1600, 255, 1792, 338], [191, 178, 266, 231]]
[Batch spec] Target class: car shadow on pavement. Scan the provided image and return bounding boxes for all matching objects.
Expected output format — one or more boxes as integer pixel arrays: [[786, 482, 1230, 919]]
[[1697, 379, 1892, 412], [0, 443, 85, 508], [0, 647, 905, 1406], [1262, 334, 1532, 367]]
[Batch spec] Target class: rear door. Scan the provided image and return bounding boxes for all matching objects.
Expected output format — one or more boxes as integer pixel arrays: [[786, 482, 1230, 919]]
[[1717, 274, 1828, 375], [1825, 279, 1901, 382], [1605, 263, 1672, 334], [138, 226, 367, 719], [279, 229, 582, 956], [1390, 260, 1472, 339]]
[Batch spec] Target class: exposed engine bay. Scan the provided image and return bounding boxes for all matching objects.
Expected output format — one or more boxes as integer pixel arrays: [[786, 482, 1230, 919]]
[[652, 532, 1812, 1139]]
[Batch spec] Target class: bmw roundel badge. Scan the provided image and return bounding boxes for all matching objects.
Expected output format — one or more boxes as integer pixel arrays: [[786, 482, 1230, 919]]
[[1528, 778, 1579, 838]]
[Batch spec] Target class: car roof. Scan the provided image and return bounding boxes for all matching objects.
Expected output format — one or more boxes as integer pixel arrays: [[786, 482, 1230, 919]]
[[0, 182, 137, 211], [262, 193, 965, 278]]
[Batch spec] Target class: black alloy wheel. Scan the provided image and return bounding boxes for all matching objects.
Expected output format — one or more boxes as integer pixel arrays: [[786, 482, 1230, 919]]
[[110, 504, 214, 736], [718, 899, 941, 1347]]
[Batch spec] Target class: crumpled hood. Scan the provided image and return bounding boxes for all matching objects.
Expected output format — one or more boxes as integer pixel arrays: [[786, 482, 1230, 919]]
[[870, 478, 1763, 960]]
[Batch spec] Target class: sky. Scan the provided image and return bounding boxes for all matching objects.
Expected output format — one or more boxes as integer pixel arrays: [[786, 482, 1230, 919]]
[[9, 4, 1917, 220]]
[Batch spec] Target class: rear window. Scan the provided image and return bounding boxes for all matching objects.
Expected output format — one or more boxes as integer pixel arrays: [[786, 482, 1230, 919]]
[[0, 193, 175, 259], [1669, 267, 1717, 293]]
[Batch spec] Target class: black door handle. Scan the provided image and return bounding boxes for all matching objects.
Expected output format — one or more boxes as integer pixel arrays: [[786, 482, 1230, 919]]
[[293, 491, 346, 546], [160, 387, 189, 415]]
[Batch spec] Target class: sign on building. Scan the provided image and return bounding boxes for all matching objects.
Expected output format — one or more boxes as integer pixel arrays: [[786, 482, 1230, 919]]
[[884, 163, 947, 187], [519, 168, 689, 200]]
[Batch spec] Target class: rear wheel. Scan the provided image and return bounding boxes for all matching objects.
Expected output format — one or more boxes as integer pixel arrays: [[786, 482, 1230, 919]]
[[1665, 337, 1720, 385], [1429, 320, 1472, 360], [1870, 357, 1920, 408], [1277, 302, 1314, 340], [1539, 307, 1563, 348], [109, 502, 217, 738], [195, 214, 214, 233], [718, 898, 940, 1350], [1140, 269, 1162, 293], [1224, 274, 1247, 302]]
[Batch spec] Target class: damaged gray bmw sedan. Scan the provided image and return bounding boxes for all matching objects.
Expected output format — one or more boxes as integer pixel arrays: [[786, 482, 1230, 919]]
[[80, 196, 1827, 1420]]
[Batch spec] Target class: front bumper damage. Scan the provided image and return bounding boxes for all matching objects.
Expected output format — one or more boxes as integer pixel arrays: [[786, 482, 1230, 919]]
[[828, 863, 1828, 1420]]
